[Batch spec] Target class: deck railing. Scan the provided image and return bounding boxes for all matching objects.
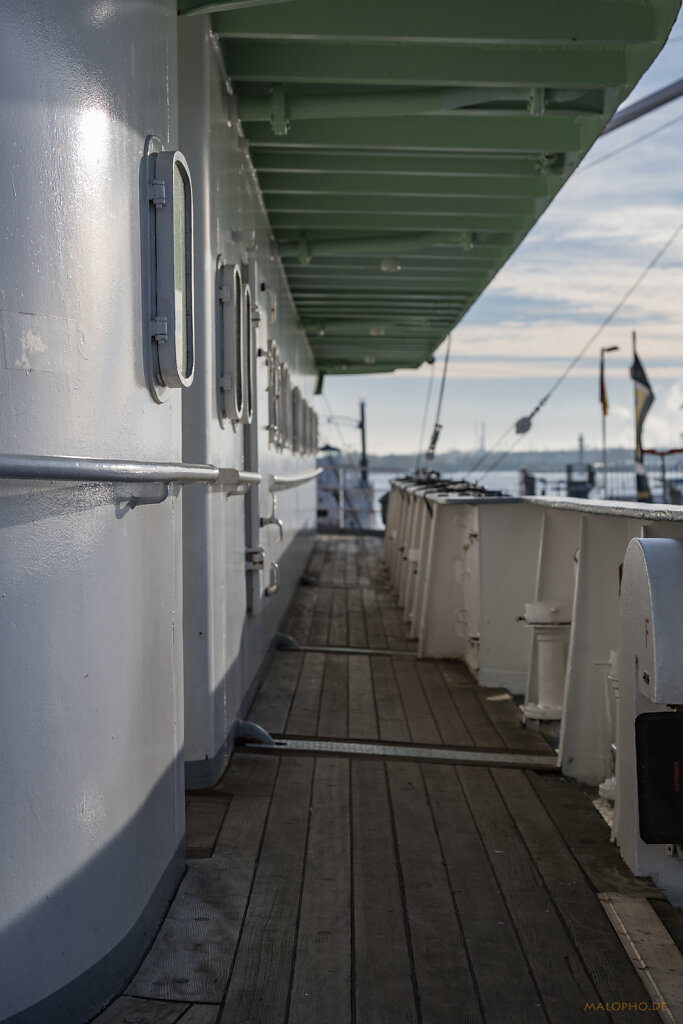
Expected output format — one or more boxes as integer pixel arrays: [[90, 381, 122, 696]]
[[384, 479, 683, 905]]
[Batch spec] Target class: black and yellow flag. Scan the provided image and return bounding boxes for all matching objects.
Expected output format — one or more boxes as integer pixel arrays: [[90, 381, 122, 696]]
[[630, 332, 654, 502]]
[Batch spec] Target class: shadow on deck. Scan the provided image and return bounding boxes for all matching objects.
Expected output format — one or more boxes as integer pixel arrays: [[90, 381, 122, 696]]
[[94, 535, 676, 1024]]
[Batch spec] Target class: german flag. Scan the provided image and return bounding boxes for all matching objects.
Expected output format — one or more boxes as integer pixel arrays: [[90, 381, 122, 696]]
[[630, 334, 654, 502]]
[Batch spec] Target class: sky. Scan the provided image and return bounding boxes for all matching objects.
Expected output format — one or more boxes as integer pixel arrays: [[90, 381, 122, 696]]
[[315, 15, 683, 458]]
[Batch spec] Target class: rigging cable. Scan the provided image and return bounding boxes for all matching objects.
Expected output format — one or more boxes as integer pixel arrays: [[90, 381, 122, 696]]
[[580, 111, 683, 173], [424, 331, 454, 464], [415, 356, 438, 471], [473, 216, 683, 481], [322, 392, 353, 456]]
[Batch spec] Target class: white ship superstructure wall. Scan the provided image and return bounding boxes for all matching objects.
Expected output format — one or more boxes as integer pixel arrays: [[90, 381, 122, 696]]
[[0, 4, 317, 1022], [178, 18, 317, 786]]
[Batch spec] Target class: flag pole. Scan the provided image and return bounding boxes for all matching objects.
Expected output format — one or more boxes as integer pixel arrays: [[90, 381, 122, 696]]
[[601, 351, 607, 497], [600, 343, 619, 499]]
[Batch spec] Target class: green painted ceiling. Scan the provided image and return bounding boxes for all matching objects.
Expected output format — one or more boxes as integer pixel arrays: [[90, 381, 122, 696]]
[[182, 0, 680, 377]]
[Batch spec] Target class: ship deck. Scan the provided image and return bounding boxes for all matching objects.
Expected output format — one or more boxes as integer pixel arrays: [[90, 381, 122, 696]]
[[96, 535, 675, 1024]]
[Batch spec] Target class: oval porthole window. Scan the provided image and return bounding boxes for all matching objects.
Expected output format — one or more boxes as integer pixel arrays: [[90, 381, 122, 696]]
[[149, 149, 195, 392], [217, 260, 244, 423]]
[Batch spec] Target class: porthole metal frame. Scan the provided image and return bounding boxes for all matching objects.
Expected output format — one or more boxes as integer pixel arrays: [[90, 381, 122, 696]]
[[217, 259, 244, 424], [291, 386, 302, 453], [148, 148, 195, 397], [267, 339, 281, 447], [243, 283, 255, 426], [280, 363, 292, 449]]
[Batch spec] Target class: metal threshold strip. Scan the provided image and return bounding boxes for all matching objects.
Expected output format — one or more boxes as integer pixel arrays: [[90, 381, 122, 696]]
[[309, 583, 391, 591], [282, 644, 418, 657], [245, 737, 559, 770]]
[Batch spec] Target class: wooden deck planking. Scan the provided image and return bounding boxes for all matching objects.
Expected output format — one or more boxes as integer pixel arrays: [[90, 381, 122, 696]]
[[387, 761, 484, 1022], [91, 996, 191, 1024], [252, 538, 553, 756], [415, 659, 473, 746], [347, 585, 367, 647], [285, 651, 326, 736], [116, 536, 663, 1024], [475, 688, 551, 753], [185, 793, 231, 859], [526, 772, 658, 899], [351, 760, 419, 1024], [127, 757, 278, 1004], [392, 657, 442, 745], [422, 764, 547, 1023], [317, 652, 349, 738], [248, 651, 302, 734], [457, 766, 605, 1021], [328, 585, 349, 646], [370, 655, 412, 743], [360, 586, 387, 648], [218, 757, 314, 1024], [288, 758, 353, 1024], [346, 653, 378, 739], [493, 769, 653, 1020]]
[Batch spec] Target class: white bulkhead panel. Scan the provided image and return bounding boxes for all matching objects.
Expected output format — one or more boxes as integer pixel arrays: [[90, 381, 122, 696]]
[[178, 17, 318, 788], [0, 2, 185, 1021]]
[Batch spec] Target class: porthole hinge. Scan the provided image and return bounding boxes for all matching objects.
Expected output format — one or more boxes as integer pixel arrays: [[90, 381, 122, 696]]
[[148, 179, 166, 207], [150, 316, 168, 342], [219, 373, 233, 392], [245, 546, 265, 571], [218, 283, 232, 304]]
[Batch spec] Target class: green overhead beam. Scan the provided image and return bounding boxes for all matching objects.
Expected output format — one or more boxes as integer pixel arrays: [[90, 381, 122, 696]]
[[284, 265, 491, 278], [250, 152, 555, 178], [293, 289, 473, 300], [222, 39, 634, 89], [281, 251, 508, 267], [212, 0, 658, 45], [277, 230, 522, 262], [304, 322, 431, 336], [216, 0, 678, 375], [257, 171, 554, 198], [290, 275, 488, 290], [240, 112, 599, 153], [279, 230, 479, 261], [313, 339, 440, 350], [238, 85, 589, 132], [265, 193, 536, 216], [283, 230, 518, 244], [270, 212, 528, 232]]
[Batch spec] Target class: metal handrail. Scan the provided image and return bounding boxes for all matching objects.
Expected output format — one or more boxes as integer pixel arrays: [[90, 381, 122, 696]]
[[269, 467, 322, 492], [0, 453, 261, 489]]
